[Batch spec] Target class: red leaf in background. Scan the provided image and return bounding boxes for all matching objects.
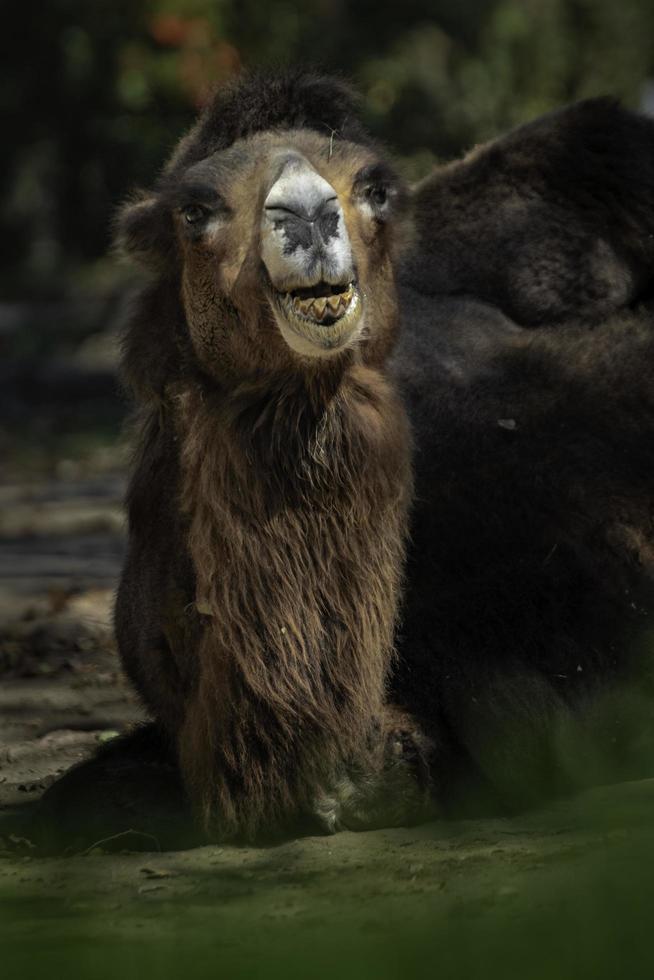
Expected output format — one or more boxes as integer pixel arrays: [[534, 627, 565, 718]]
[[179, 39, 241, 107], [149, 14, 191, 48]]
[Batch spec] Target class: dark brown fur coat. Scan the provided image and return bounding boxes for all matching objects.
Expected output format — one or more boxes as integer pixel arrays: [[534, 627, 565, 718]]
[[34, 77, 654, 851]]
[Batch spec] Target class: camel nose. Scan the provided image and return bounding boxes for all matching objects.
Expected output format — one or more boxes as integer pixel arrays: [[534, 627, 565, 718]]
[[261, 156, 354, 292], [264, 157, 338, 225]]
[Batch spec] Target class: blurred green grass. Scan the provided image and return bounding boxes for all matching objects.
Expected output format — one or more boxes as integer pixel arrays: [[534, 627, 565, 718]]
[[3, 0, 654, 302], [5, 788, 654, 980]]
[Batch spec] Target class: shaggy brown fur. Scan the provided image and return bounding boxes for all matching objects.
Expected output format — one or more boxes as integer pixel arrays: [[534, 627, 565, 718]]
[[173, 370, 412, 837], [34, 75, 654, 852], [393, 97, 654, 811], [113, 75, 430, 840]]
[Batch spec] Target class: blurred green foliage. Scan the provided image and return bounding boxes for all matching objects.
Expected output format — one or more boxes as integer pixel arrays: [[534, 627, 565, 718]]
[[2, 0, 654, 299]]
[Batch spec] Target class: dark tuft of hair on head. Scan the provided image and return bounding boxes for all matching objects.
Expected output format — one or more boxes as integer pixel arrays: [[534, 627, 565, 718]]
[[165, 67, 372, 177]]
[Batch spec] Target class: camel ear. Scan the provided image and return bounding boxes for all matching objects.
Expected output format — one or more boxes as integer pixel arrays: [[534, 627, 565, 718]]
[[114, 193, 173, 269]]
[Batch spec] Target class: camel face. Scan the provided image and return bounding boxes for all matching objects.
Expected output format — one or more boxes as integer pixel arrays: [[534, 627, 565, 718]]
[[261, 151, 362, 357], [142, 129, 406, 376]]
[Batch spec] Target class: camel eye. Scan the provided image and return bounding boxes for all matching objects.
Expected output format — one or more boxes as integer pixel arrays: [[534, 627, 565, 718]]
[[182, 204, 209, 225], [353, 163, 398, 219], [367, 185, 388, 208]]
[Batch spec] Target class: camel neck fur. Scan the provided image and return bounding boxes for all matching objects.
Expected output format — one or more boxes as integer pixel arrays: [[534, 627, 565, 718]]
[[170, 360, 412, 837]]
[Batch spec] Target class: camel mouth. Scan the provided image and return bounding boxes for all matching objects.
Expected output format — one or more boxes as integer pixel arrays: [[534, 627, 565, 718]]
[[271, 281, 363, 356], [281, 282, 357, 326]]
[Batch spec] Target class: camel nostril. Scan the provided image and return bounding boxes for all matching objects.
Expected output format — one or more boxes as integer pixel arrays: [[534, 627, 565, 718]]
[[264, 195, 339, 225], [265, 204, 315, 225], [264, 160, 340, 224]]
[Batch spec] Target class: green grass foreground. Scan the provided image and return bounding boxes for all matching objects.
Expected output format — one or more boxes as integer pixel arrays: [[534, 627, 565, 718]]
[[4, 778, 654, 980]]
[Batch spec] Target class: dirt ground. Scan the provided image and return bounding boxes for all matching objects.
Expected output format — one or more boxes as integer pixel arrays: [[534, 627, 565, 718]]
[[3, 472, 654, 980]]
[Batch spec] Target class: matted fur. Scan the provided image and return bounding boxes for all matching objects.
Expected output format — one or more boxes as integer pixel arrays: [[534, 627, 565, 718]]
[[174, 369, 411, 836]]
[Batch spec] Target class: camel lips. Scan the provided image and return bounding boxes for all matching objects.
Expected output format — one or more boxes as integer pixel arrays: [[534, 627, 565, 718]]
[[272, 281, 363, 356]]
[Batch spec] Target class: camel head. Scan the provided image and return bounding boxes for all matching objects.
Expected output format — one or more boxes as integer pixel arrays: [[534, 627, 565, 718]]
[[116, 72, 408, 386]]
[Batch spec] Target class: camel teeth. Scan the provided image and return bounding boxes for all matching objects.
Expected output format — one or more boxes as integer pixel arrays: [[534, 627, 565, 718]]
[[288, 289, 355, 321]]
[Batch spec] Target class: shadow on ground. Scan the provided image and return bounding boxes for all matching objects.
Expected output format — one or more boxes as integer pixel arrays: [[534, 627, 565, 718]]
[[4, 778, 654, 980]]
